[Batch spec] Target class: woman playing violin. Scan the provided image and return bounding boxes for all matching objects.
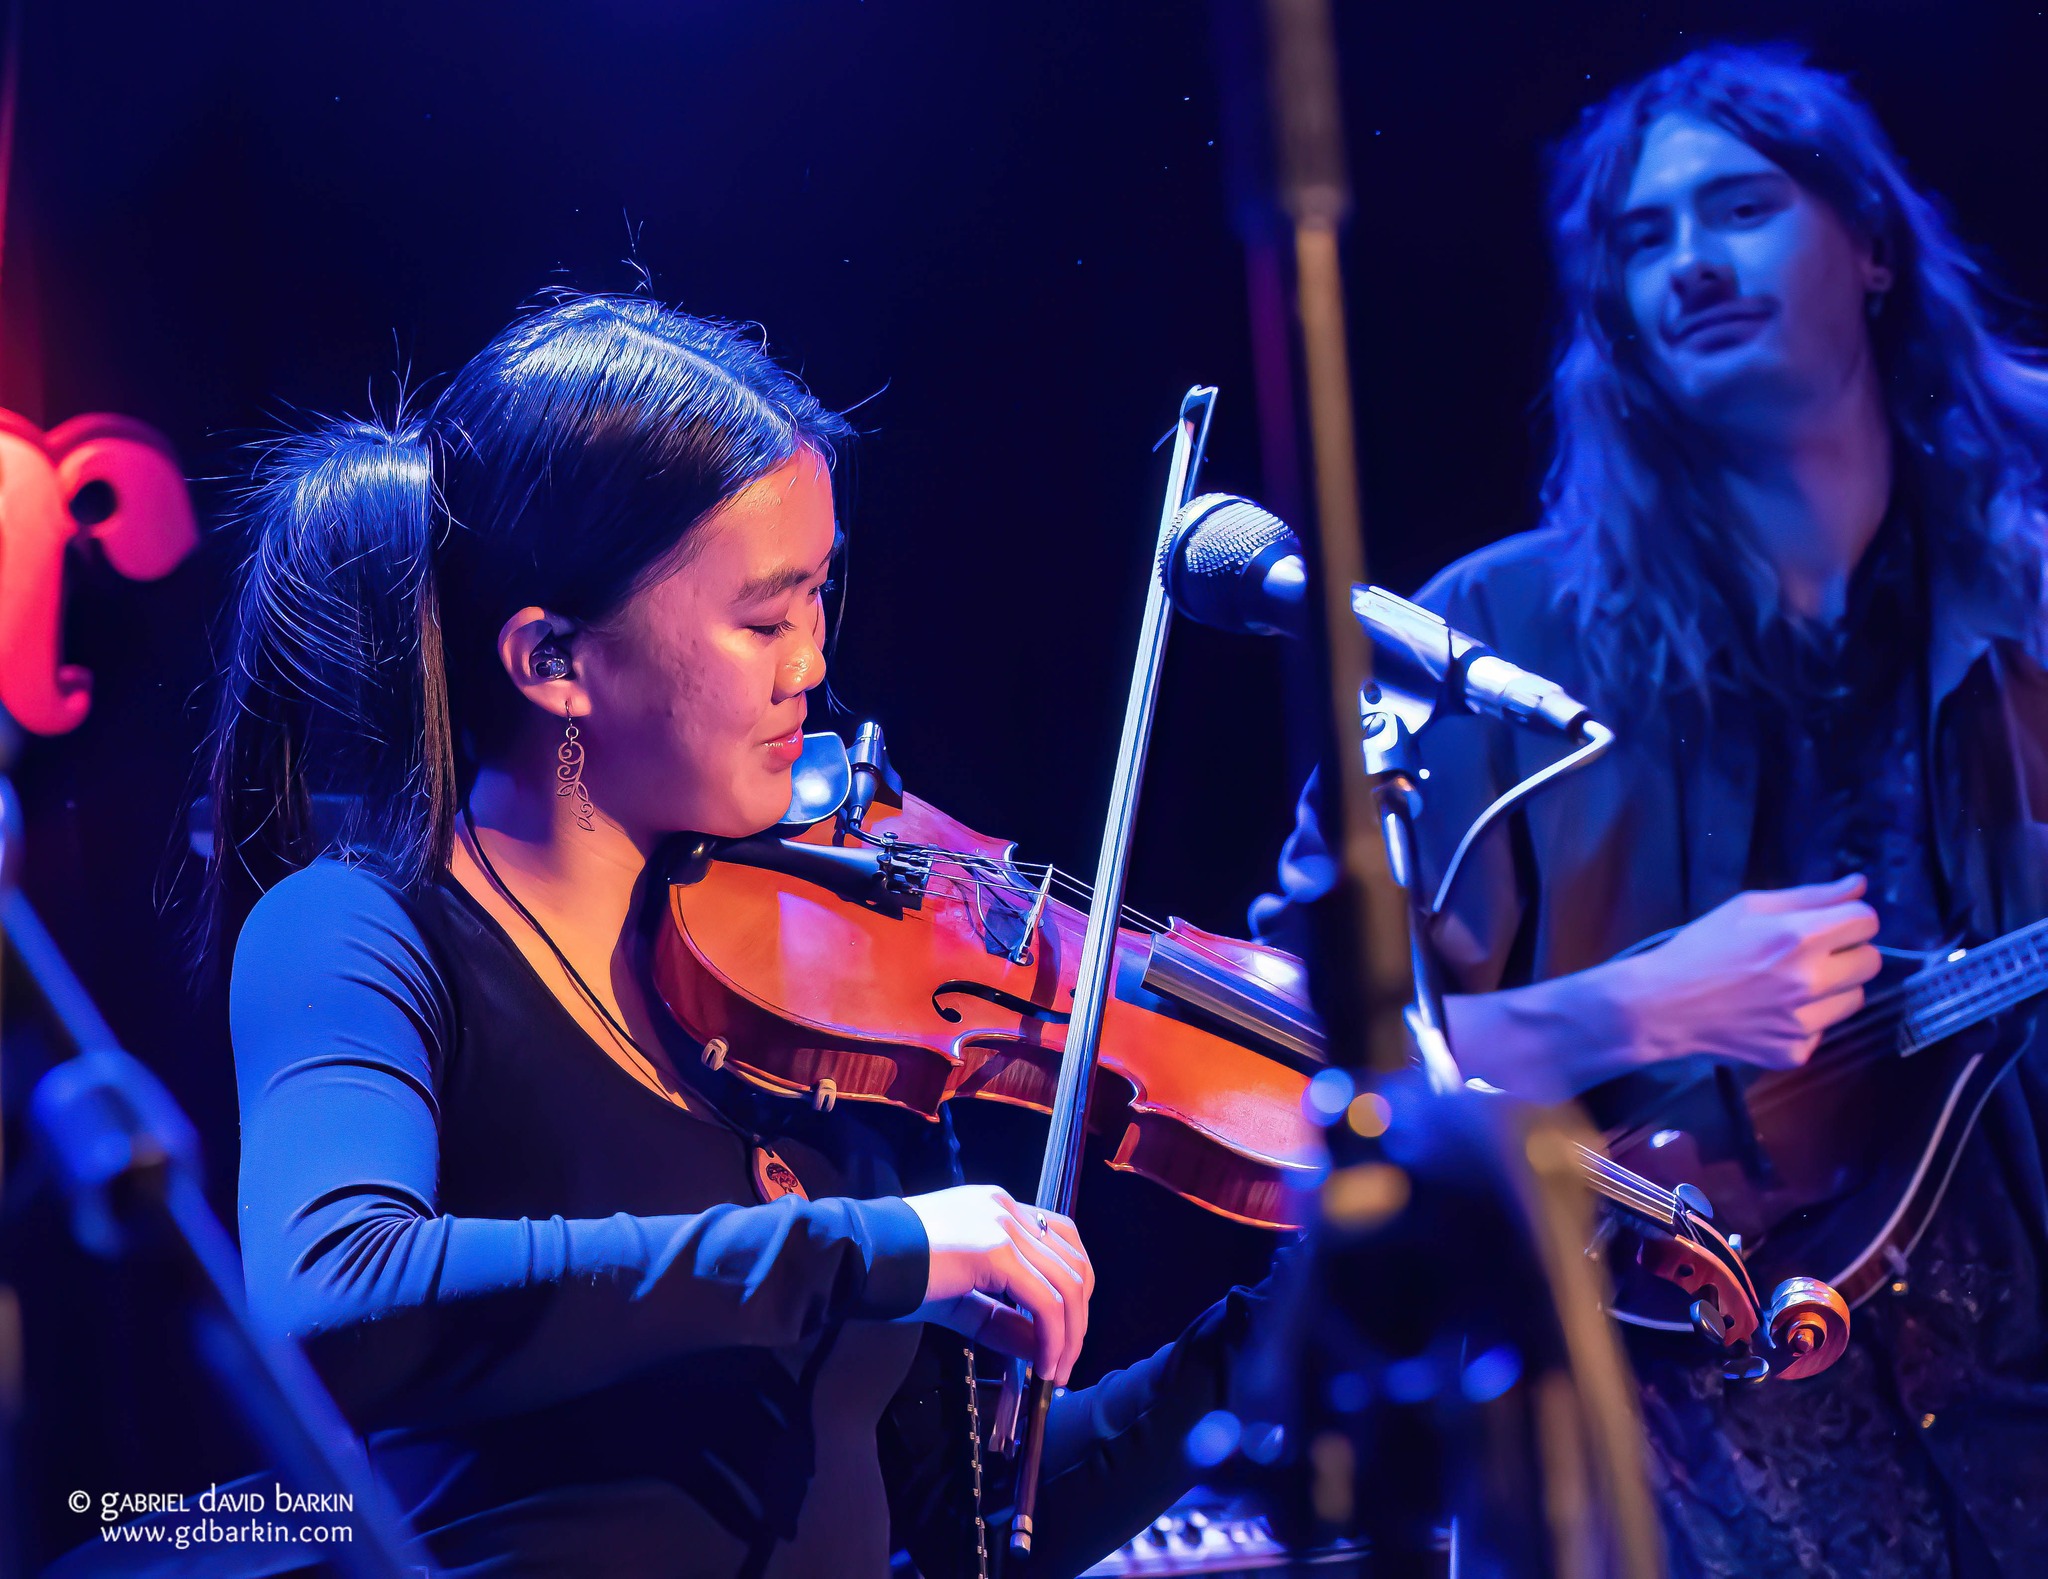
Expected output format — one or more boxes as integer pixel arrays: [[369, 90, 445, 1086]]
[[207, 295, 1264, 1578]]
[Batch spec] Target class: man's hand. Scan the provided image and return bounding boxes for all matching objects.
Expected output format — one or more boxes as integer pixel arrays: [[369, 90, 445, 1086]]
[[1615, 874, 1883, 1070]]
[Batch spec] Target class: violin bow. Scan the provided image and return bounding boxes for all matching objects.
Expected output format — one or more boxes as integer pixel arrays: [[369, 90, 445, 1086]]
[[998, 385, 1218, 1560]]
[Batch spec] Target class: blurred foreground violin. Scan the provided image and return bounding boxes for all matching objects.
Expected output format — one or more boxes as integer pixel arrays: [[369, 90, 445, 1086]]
[[653, 724, 1849, 1384]]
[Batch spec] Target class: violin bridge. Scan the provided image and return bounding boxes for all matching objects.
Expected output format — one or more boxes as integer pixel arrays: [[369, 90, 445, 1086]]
[[1009, 865, 1055, 966]]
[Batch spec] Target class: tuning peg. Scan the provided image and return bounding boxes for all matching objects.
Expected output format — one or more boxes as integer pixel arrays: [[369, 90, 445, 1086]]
[[1721, 1352, 1771, 1384]]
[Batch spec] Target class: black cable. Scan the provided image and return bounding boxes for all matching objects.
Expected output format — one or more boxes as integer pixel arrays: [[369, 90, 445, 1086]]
[[456, 806, 764, 1151]]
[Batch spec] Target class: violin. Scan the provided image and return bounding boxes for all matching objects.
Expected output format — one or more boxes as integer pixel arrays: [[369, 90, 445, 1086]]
[[656, 731, 1323, 1230], [653, 726, 1850, 1383]]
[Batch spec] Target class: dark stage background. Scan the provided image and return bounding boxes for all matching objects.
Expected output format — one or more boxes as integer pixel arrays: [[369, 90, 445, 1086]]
[[2, 0, 2043, 1566]]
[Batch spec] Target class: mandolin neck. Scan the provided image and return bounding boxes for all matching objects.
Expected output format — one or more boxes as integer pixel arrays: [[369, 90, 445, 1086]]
[[1831, 917, 2048, 1058]]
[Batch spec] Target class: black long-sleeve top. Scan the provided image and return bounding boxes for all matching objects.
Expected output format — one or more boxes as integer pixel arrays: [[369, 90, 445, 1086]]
[[231, 859, 1261, 1579]]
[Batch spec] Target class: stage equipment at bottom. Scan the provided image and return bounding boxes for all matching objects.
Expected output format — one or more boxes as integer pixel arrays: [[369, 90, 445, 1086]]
[[1079, 1484, 1370, 1575]]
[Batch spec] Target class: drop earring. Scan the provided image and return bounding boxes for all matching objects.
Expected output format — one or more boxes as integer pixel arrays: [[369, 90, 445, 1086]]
[[557, 706, 596, 832]]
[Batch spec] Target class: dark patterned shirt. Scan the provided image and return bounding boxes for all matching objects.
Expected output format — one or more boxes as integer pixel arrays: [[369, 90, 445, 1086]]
[[1639, 514, 1988, 1579], [1744, 510, 1950, 948]]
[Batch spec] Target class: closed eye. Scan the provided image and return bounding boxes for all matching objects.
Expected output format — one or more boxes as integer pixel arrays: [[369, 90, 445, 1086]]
[[747, 579, 836, 638]]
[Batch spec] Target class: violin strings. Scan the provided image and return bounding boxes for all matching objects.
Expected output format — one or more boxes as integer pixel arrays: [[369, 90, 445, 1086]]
[[1569, 1147, 1769, 1326], [1572, 1142, 1679, 1222], [870, 832, 1172, 936], [880, 841, 1200, 951], [841, 825, 1292, 989], [906, 856, 1176, 962], [853, 828, 2048, 1087], [858, 811, 2048, 1034]]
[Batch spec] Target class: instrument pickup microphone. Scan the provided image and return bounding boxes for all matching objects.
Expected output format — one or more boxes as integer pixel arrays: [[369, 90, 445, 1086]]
[[1162, 493, 1597, 739]]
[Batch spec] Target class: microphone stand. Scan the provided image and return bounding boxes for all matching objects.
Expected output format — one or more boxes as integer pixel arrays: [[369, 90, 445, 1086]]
[[1357, 707, 1460, 1098], [1236, 3, 1664, 1574], [0, 778, 435, 1579]]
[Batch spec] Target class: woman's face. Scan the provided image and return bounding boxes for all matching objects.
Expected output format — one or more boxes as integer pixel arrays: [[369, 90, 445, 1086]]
[[575, 448, 837, 841]]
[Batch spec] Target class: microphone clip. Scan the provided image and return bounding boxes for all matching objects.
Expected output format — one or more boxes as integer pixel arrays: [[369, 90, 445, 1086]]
[[839, 719, 904, 838]]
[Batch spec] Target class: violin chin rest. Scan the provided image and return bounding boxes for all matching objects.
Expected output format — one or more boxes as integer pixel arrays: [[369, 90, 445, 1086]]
[[778, 731, 852, 830]]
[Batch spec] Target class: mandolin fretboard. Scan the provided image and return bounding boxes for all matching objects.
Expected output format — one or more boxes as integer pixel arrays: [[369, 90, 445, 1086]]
[[1891, 920, 2048, 1054]]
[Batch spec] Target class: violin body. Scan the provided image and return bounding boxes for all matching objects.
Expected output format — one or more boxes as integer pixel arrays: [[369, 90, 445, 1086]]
[[1600, 936, 2041, 1329], [654, 790, 1323, 1229]]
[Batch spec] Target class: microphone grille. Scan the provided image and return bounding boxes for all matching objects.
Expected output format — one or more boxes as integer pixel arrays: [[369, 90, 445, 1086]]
[[1164, 494, 1293, 583]]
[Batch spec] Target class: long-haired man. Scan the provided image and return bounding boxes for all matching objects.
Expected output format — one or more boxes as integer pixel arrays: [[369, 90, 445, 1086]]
[[1259, 45, 2048, 1575]]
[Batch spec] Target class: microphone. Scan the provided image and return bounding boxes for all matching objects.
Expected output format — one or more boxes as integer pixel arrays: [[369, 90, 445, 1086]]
[[1161, 493, 1596, 739]]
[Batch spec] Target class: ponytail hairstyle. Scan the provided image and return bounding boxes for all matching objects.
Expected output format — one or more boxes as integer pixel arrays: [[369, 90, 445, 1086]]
[[206, 295, 851, 946]]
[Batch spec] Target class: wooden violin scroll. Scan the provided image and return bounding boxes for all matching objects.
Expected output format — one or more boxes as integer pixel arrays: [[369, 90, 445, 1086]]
[[1767, 1276, 1851, 1381], [1633, 1215, 1851, 1382]]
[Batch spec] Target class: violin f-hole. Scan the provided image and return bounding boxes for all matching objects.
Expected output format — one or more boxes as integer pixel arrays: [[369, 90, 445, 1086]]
[[931, 980, 1070, 1027]]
